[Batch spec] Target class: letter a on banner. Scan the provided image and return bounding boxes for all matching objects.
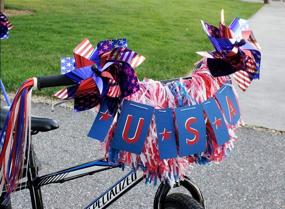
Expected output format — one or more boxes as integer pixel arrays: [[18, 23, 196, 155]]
[[203, 98, 230, 146], [111, 100, 154, 154], [215, 85, 240, 125], [175, 104, 206, 156], [88, 100, 115, 142], [154, 109, 178, 159]]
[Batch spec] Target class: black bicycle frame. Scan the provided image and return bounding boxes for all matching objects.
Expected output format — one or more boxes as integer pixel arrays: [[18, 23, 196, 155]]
[[13, 147, 143, 209], [8, 142, 204, 209]]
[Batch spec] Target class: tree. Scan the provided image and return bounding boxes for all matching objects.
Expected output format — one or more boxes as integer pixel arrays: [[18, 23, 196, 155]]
[[0, 0, 4, 12]]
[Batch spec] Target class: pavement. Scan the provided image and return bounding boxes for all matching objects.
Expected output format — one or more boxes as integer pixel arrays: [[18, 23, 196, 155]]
[[236, 1, 285, 131], [10, 103, 285, 209]]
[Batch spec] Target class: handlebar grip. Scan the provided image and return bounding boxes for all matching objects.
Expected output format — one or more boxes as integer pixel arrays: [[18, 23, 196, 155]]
[[36, 75, 76, 90], [36, 74, 192, 89]]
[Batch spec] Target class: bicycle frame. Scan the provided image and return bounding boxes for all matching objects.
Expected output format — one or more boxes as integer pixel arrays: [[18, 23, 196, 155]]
[[2, 133, 204, 209], [12, 138, 144, 209]]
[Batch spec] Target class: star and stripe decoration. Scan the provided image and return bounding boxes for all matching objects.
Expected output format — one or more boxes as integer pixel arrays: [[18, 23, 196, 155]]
[[54, 38, 145, 111], [0, 12, 13, 39], [197, 10, 261, 91], [0, 11, 262, 194]]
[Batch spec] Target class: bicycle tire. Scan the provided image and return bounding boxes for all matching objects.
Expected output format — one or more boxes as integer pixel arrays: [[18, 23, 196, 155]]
[[163, 193, 204, 209]]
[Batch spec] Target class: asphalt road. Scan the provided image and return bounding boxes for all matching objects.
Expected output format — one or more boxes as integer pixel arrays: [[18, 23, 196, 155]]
[[10, 103, 285, 209]]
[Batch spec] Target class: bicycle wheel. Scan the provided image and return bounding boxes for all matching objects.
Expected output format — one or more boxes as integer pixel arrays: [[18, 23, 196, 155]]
[[163, 193, 204, 209]]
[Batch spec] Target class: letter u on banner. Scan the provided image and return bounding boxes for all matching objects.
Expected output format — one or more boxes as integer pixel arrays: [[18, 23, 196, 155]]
[[215, 85, 240, 125], [175, 104, 206, 156], [111, 100, 154, 154]]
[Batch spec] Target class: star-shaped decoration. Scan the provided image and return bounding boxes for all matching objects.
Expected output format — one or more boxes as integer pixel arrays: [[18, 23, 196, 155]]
[[212, 117, 222, 129], [160, 128, 172, 140], [229, 104, 236, 120], [226, 97, 237, 122], [99, 110, 112, 121]]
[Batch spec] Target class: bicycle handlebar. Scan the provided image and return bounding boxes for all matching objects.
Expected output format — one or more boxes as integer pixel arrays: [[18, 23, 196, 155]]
[[35, 74, 192, 90], [36, 75, 76, 90]]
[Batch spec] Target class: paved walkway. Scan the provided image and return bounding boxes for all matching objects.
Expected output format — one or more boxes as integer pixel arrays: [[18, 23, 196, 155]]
[[236, 1, 285, 131]]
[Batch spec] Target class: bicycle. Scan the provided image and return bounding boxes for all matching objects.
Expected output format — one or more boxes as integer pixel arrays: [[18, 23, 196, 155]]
[[0, 74, 205, 209]]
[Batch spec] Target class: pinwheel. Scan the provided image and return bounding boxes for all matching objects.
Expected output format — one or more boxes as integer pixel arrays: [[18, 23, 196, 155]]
[[0, 12, 13, 39], [197, 10, 261, 91], [55, 38, 145, 111]]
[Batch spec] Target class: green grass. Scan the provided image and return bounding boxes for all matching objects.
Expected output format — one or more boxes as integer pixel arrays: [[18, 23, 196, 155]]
[[1, 0, 262, 95]]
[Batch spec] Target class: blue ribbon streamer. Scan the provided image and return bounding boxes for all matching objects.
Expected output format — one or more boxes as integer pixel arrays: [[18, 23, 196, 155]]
[[0, 80, 11, 106]]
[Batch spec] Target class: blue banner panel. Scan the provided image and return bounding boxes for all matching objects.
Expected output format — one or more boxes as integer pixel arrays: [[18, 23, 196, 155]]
[[111, 100, 154, 154], [215, 85, 240, 125], [154, 109, 178, 159], [88, 100, 115, 142], [175, 104, 206, 156], [203, 98, 230, 146]]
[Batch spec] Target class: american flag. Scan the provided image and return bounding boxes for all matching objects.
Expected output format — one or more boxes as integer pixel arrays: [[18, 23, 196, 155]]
[[60, 57, 75, 74], [209, 37, 234, 52], [7, 21, 13, 30], [54, 86, 77, 100], [73, 38, 95, 59], [109, 47, 145, 68], [0, 12, 13, 39], [73, 38, 96, 68], [107, 80, 121, 98], [96, 38, 127, 56], [233, 71, 254, 91], [229, 52, 255, 91]]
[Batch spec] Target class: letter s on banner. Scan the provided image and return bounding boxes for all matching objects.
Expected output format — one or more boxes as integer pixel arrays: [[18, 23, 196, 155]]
[[185, 117, 201, 145], [111, 100, 154, 154], [175, 104, 206, 156]]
